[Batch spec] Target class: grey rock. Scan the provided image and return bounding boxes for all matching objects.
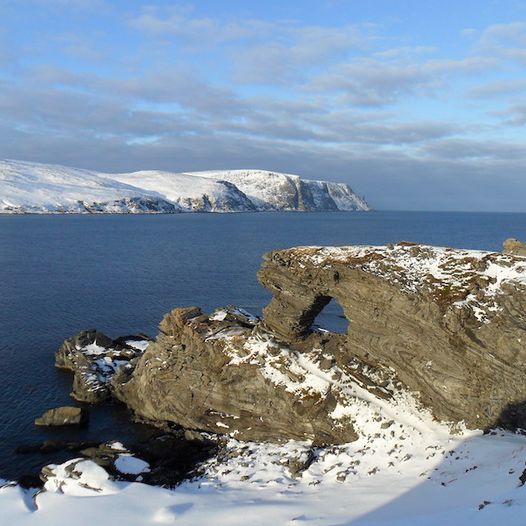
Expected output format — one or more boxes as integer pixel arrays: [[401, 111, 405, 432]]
[[34, 406, 87, 426]]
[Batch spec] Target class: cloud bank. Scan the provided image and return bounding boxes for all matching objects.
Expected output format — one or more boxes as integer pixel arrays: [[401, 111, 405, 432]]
[[0, 1, 525, 211]]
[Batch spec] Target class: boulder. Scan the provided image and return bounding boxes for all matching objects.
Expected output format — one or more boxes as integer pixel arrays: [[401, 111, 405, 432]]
[[503, 238, 526, 256], [34, 406, 87, 426], [55, 329, 151, 403]]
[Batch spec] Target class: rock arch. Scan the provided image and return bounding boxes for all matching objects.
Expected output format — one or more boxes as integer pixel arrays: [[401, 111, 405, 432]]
[[257, 244, 526, 430]]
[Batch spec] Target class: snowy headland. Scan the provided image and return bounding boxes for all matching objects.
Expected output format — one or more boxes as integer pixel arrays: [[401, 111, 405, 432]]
[[0, 159, 369, 214]]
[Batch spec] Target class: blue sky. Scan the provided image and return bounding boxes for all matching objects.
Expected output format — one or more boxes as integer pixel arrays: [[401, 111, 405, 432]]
[[1, 0, 525, 210]]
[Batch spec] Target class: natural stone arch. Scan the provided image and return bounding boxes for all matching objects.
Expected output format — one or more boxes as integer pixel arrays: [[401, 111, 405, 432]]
[[257, 244, 526, 431], [311, 297, 349, 334]]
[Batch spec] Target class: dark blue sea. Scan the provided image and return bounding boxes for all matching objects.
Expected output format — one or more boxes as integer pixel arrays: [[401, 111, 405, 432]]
[[1, 211, 525, 479]]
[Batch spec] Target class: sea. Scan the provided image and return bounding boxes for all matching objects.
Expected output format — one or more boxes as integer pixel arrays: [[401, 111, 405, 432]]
[[1, 210, 525, 480]]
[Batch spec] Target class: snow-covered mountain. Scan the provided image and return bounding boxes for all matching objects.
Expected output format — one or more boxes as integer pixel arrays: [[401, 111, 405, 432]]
[[186, 169, 369, 211], [0, 160, 370, 214], [111, 170, 256, 213], [0, 160, 179, 214]]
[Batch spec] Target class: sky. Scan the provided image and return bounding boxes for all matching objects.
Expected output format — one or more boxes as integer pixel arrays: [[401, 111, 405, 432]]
[[0, 0, 525, 211]]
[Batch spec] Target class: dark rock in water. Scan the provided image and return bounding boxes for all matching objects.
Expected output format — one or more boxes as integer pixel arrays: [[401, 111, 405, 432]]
[[34, 406, 88, 427], [503, 238, 526, 257], [55, 329, 151, 403], [16, 440, 101, 455]]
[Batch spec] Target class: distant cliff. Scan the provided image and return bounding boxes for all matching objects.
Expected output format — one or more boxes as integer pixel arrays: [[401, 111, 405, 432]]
[[0, 159, 370, 214]]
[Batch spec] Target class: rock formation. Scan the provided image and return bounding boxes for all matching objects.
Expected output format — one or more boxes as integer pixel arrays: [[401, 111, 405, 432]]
[[503, 238, 526, 257], [258, 243, 526, 429], [55, 330, 151, 403], [58, 241, 526, 443], [34, 407, 88, 426], [112, 307, 360, 445]]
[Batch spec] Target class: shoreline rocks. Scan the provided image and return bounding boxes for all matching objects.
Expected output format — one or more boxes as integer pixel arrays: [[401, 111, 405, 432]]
[[56, 241, 526, 446], [34, 407, 88, 427], [55, 330, 151, 403]]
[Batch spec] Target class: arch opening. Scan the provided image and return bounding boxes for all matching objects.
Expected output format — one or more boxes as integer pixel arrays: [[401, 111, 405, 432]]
[[310, 297, 348, 334]]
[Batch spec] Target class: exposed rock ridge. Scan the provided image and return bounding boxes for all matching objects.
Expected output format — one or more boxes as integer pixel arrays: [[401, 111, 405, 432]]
[[258, 243, 526, 429]]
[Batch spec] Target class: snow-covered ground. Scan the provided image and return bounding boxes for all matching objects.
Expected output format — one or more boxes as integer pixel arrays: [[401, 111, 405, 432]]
[[0, 160, 370, 213], [2, 382, 526, 525]]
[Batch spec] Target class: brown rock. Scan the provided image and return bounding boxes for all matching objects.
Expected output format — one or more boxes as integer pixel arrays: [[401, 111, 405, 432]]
[[113, 307, 357, 445], [257, 244, 526, 430], [503, 238, 526, 256], [34, 406, 87, 426]]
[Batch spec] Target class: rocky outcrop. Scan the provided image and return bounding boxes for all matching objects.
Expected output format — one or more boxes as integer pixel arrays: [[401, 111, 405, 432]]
[[258, 243, 526, 430], [34, 407, 87, 426], [55, 330, 151, 403], [504, 238, 526, 257], [58, 241, 526, 444], [112, 307, 363, 445]]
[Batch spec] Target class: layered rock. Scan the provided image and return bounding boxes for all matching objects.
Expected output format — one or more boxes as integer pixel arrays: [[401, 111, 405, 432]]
[[57, 241, 526, 443], [112, 307, 371, 445], [258, 243, 526, 429], [55, 330, 151, 403]]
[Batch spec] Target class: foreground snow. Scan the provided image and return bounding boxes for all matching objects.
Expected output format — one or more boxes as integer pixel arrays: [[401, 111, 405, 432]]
[[2, 389, 526, 525], [0, 159, 369, 214], [1, 432, 525, 525]]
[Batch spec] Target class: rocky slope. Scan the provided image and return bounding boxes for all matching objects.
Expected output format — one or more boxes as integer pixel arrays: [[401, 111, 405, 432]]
[[0, 159, 369, 213], [186, 169, 369, 211]]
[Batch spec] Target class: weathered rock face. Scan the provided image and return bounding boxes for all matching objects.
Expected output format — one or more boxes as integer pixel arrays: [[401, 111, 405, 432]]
[[56, 330, 151, 403], [258, 243, 526, 430], [34, 406, 87, 427], [112, 307, 363, 445]]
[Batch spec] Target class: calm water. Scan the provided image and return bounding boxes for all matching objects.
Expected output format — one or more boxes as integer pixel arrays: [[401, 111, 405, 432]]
[[1, 211, 526, 479]]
